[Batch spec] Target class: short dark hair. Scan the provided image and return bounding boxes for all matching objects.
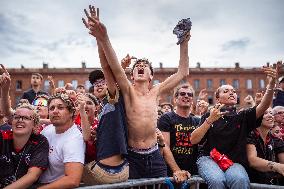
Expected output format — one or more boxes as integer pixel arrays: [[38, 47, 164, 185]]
[[89, 70, 105, 85], [32, 73, 43, 80], [130, 58, 154, 76], [174, 83, 194, 97]]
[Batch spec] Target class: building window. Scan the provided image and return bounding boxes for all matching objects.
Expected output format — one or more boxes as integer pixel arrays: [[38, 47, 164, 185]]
[[259, 79, 265, 89], [246, 79, 252, 89], [58, 80, 64, 88], [232, 79, 239, 89], [220, 79, 226, 86], [16, 80, 22, 91], [208, 96, 213, 105], [44, 80, 49, 92], [15, 95, 22, 105], [153, 79, 160, 85], [71, 80, 78, 89], [194, 79, 200, 90], [85, 80, 92, 90], [207, 79, 213, 89]]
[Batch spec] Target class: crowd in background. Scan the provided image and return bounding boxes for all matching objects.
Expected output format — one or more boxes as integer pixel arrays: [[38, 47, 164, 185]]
[[0, 4, 284, 189]]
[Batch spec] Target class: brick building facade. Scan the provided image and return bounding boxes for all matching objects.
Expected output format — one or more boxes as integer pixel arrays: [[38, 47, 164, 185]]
[[7, 63, 283, 108]]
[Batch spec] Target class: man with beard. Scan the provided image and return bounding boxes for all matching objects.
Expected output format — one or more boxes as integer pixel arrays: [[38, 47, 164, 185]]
[[38, 94, 85, 189], [84, 5, 190, 179], [21, 73, 48, 104], [158, 83, 200, 183]]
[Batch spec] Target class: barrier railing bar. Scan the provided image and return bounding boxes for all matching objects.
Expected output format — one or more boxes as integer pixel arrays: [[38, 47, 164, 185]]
[[78, 176, 284, 189]]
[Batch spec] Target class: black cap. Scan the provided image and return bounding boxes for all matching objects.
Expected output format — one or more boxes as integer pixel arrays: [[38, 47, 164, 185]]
[[89, 70, 104, 85]]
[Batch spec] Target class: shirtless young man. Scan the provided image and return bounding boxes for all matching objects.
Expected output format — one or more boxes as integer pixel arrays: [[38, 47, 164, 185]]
[[84, 6, 190, 179]]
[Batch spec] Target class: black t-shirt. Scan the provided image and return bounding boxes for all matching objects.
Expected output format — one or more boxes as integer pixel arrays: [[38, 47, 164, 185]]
[[21, 89, 48, 104], [0, 131, 49, 188], [273, 90, 284, 107], [247, 130, 284, 184], [198, 107, 259, 166], [96, 92, 128, 161], [0, 123, 12, 131], [158, 111, 200, 174]]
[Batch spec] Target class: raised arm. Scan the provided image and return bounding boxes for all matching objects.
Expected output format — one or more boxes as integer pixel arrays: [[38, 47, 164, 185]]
[[158, 33, 190, 94], [191, 104, 225, 144], [0, 64, 13, 117], [83, 5, 131, 96], [256, 62, 282, 118], [83, 6, 117, 97], [76, 93, 91, 142]]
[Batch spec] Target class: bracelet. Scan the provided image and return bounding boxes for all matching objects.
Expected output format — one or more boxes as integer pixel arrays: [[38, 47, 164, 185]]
[[266, 88, 274, 92], [205, 118, 213, 127]]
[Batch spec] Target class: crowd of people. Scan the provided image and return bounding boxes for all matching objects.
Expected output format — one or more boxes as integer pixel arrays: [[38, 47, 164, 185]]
[[0, 4, 284, 189]]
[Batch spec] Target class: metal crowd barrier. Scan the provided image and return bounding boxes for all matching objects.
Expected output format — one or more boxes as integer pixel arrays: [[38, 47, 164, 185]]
[[78, 176, 284, 189]]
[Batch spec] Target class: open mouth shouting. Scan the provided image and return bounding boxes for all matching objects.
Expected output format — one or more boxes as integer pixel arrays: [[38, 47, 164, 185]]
[[138, 69, 144, 75]]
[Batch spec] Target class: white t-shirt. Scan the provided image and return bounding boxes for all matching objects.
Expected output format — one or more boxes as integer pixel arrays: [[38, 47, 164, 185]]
[[39, 124, 85, 183]]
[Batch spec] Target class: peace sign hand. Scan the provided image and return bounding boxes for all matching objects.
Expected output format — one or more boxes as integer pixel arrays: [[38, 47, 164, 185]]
[[207, 103, 227, 124]]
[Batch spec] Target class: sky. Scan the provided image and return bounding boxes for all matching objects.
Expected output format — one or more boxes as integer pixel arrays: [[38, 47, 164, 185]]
[[1, 0, 283, 69]]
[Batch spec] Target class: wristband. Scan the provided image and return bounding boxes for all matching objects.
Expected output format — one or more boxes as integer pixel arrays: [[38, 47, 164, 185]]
[[205, 118, 213, 127]]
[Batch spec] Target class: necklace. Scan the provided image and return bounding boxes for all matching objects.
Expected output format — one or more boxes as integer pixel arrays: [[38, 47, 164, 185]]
[[13, 145, 27, 181]]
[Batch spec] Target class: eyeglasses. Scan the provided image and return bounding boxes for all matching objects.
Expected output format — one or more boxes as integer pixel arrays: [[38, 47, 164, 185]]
[[13, 114, 33, 121], [32, 99, 48, 107], [275, 111, 284, 115], [179, 92, 193, 97], [93, 79, 106, 87]]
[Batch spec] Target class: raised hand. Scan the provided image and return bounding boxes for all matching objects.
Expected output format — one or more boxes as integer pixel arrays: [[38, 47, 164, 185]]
[[181, 31, 191, 44], [207, 103, 227, 123], [47, 75, 55, 95], [262, 63, 278, 84], [0, 64, 11, 92], [196, 99, 209, 115], [76, 93, 86, 112], [82, 5, 108, 41], [121, 54, 137, 70], [198, 89, 208, 101], [254, 92, 264, 106]]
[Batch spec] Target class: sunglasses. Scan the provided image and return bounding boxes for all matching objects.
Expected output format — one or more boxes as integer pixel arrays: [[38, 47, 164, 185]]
[[179, 92, 193, 97], [33, 99, 48, 107]]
